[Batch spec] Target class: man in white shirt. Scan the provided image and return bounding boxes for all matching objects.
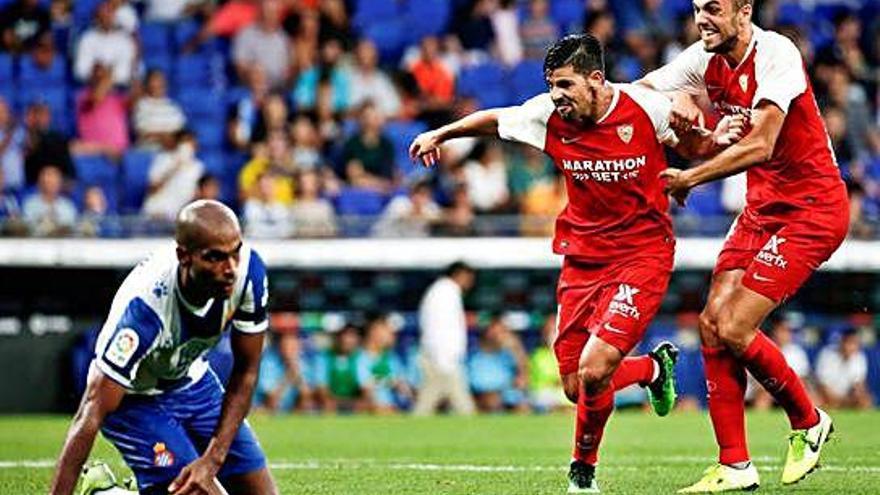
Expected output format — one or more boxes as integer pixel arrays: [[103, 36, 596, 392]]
[[143, 131, 205, 220], [816, 329, 873, 410], [412, 261, 477, 416], [74, 1, 137, 86]]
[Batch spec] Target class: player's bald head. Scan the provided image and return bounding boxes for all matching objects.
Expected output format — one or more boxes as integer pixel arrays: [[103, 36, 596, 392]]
[[175, 200, 241, 250]]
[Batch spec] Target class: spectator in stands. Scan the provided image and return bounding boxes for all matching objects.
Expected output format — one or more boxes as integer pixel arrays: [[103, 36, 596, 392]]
[[357, 314, 412, 414], [463, 140, 509, 213], [255, 330, 315, 414], [372, 180, 442, 238], [251, 93, 291, 145], [520, 171, 565, 235], [508, 146, 554, 204], [413, 261, 477, 416], [289, 7, 320, 75], [816, 12, 869, 85], [0, 0, 50, 54], [826, 66, 880, 159], [22, 165, 77, 237], [132, 69, 186, 149], [0, 96, 26, 191], [529, 313, 567, 412], [436, 182, 476, 237], [183, 0, 260, 52], [520, 0, 559, 61], [490, 0, 522, 67], [824, 105, 855, 168], [290, 115, 324, 171], [232, 0, 292, 89], [454, 0, 496, 53], [290, 169, 337, 238], [110, 0, 138, 34], [244, 172, 293, 239], [342, 102, 396, 192], [750, 318, 813, 410], [228, 65, 271, 151], [28, 31, 61, 75], [73, 64, 129, 158], [408, 36, 455, 125], [816, 329, 873, 409], [23, 102, 73, 187], [142, 130, 204, 220], [0, 169, 25, 235], [314, 324, 365, 413], [144, 0, 212, 22], [847, 180, 873, 239], [239, 130, 296, 204], [193, 173, 221, 202], [293, 39, 351, 113], [74, 0, 137, 86], [349, 39, 402, 119], [317, 0, 353, 49], [468, 314, 529, 413], [77, 185, 116, 238]]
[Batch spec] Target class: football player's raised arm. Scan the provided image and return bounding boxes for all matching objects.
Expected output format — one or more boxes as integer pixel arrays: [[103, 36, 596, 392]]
[[408, 109, 503, 167], [673, 114, 747, 159], [50, 367, 126, 495]]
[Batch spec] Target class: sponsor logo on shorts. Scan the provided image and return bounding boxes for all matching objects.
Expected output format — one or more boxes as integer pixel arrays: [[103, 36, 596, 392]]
[[602, 322, 627, 335], [153, 442, 175, 467], [755, 234, 787, 269], [609, 284, 641, 320], [105, 328, 139, 368]]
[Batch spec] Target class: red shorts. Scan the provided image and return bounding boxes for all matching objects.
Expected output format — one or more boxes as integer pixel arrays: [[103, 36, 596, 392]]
[[715, 205, 848, 303], [554, 248, 673, 376]]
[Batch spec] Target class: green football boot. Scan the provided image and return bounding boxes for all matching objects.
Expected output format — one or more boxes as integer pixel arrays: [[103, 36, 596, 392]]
[[782, 408, 834, 484], [77, 461, 116, 495], [647, 341, 679, 416]]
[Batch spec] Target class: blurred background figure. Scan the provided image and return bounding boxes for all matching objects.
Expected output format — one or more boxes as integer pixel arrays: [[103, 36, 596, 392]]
[[357, 314, 412, 414], [142, 130, 203, 220], [749, 317, 814, 411], [413, 262, 476, 416], [467, 314, 529, 413], [314, 324, 365, 414], [372, 180, 441, 238], [529, 313, 568, 413], [22, 165, 76, 236], [816, 329, 874, 410], [255, 329, 315, 414]]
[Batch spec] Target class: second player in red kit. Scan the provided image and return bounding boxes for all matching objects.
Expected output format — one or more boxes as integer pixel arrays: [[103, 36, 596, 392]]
[[409, 34, 744, 493]]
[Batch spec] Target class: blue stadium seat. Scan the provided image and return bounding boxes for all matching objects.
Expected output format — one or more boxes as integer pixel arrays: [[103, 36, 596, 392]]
[[176, 88, 225, 121], [550, 0, 585, 33], [353, 1, 400, 30], [120, 149, 155, 213], [172, 53, 216, 88], [73, 154, 117, 187], [403, 0, 451, 42], [17, 86, 69, 132], [384, 120, 427, 176], [0, 53, 14, 83], [191, 119, 226, 152], [139, 22, 172, 54], [73, 0, 103, 27], [509, 60, 546, 104], [458, 62, 506, 96], [18, 55, 67, 86], [335, 187, 386, 216], [197, 150, 227, 177], [142, 52, 174, 75], [685, 181, 724, 217], [364, 20, 406, 66], [173, 19, 201, 51]]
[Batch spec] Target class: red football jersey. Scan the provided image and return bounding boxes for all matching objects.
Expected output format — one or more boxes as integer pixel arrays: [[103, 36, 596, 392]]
[[497, 83, 677, 262], [645, 25, 846, 225]]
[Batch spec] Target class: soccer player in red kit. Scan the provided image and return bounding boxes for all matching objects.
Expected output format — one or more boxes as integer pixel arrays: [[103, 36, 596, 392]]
[[410, 34, 744, 493], [639, 0, 845, 491]]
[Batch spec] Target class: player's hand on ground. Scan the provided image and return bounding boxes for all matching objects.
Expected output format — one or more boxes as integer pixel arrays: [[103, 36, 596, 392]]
[[669, 92, 704, 135], [409, 131, 443, 168], [659, 168, 692, 207], [168, 456, 222, 495], [712, 114, 747, 147]]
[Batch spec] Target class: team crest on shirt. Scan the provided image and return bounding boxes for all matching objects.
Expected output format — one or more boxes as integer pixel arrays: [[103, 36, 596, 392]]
[[738, 74, 749, 93], [105, 328, 139, 367], [617, 124, 634, 144], [153, 442, 175, 467]]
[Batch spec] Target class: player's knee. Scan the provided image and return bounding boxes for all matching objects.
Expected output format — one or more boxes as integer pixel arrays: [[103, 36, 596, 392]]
[[578, 363, 611, 396], [715, 308, 753, 353], [563, 383, 579, 404]]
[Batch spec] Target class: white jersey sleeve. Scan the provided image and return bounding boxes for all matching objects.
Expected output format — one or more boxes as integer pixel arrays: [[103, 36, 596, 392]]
[[618, 84, 680, 146], [642, 41, 710, 95], [232, 249, 269, 334], [496, 93, 555, 151], [752, 32, 807, 113]]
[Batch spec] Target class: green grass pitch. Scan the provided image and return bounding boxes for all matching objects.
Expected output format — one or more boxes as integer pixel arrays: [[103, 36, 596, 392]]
[[1, 410, 878, 494]]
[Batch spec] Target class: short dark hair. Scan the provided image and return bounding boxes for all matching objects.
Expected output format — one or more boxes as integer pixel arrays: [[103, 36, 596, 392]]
[[445, 260, 474, 277], [543, 34, 604, 77]]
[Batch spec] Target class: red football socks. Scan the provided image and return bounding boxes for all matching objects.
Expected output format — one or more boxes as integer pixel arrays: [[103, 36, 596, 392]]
[[740, 331, 819, 430], [610, 355, 656, 391], [702, 346, 750, 464], [572, 385, 614, 465]]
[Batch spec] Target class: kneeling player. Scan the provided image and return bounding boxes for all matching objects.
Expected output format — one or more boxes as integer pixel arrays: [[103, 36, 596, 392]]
[[410, 34, 744, 492], [50, 200, 277, 495]]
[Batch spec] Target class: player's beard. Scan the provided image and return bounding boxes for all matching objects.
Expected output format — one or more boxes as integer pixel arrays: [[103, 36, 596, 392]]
[[704, 31, 739, 53]]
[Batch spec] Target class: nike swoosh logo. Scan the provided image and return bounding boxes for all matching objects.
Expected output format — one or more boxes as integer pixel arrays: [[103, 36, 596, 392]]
[[561, 136, 582, 144], [603, 322, 626, 335], [752, 272, 774, 283], [809, 425, 824, 453]]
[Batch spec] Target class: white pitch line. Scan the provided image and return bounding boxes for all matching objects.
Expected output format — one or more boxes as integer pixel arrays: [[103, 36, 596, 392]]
[[2, 459, 879, 475]]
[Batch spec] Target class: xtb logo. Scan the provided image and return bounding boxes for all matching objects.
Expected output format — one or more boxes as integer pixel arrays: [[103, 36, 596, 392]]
[[762, 235, 786, 255], [613, 284, 640, 305]]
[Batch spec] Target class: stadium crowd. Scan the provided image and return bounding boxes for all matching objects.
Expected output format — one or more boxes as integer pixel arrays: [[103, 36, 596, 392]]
[[0, 0, 879, 238], [249, 310, 876, 415]]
